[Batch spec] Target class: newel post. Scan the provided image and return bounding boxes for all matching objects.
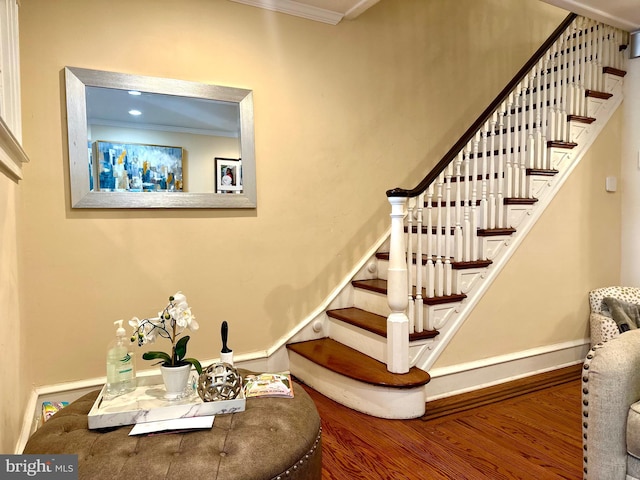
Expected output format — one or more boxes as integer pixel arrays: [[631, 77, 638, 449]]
[[386, 193, 410, 374]]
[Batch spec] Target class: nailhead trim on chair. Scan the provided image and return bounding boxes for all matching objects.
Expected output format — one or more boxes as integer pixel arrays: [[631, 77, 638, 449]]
[[582, 341, 606, 479]]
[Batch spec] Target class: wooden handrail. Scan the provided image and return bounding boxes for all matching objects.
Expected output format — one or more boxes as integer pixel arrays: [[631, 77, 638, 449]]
[[386, 12, 578, 199]]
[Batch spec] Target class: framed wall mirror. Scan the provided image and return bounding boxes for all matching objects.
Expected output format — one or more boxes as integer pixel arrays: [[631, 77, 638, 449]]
[[64, 66, 256, 208]]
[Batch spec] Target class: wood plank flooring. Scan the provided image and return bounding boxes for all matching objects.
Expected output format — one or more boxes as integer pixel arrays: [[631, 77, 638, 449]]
[[300, 379, 582, 479]]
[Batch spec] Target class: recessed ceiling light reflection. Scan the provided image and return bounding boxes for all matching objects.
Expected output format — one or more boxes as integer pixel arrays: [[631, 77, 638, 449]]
[[128, 90, 142, 96], [128, 109, 142, 116]]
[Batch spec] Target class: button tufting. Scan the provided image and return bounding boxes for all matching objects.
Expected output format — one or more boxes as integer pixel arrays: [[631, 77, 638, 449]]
[[583, 376, 589, 382], [583, 400, 588, 406], [583, 388, 588, 394], [220, 452, 227, 457], [583, 411, 588, 418]]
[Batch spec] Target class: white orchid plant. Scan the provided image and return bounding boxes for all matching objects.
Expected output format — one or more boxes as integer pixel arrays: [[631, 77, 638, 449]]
[[129, 292, 202, 374]]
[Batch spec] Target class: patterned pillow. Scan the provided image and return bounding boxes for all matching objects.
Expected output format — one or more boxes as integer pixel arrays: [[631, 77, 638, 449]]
[[589, 287, 640, 314]]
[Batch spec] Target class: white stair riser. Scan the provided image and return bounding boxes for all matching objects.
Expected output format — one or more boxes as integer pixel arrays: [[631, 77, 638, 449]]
[[288, 351, 426, 419], [353, 288, 390, 317], [328, 318, 387, 364]]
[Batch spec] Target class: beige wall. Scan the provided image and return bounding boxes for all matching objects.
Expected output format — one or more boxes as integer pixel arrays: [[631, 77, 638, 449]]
[[435, 107, 623, 367], [17, 0, 572, 392], [0, 174, 27, 453]]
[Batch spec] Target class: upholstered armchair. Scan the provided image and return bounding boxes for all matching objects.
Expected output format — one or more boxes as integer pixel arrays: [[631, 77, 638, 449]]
[[582, 329, 640, 479], [589, 286, 640, 344]]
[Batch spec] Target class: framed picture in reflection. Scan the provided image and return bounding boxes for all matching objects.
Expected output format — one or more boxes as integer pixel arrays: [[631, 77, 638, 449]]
[[215, 157, 242, 193]]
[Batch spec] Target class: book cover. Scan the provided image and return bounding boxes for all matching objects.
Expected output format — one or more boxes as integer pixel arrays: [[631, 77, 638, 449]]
[[243, 372, 294, 398]]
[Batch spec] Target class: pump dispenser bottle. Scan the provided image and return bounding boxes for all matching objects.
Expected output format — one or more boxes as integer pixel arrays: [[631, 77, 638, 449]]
[[105, 320, 136, 398]]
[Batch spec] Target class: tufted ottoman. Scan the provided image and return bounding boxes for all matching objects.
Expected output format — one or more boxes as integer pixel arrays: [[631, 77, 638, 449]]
[[23, 380, 322, 480]]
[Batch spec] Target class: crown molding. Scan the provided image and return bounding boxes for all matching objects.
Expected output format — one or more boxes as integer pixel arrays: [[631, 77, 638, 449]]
[[229, 0, 343, 25], [541, 0, 640, 32]]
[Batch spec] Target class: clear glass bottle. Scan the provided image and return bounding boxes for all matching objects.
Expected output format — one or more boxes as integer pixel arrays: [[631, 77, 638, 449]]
[[105, 320, 136, 398]]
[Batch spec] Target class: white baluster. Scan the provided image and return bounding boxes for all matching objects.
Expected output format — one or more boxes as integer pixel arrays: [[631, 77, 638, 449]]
[[548, 41, 558, 142], [471, 134, 480, 260], [487, 115, 497, 229], [560, 32, 570, 142], [496, 104, 505, 227], [568, 22, 577, 118], [589, 23, 596, 91], [386, 195, 409, 374], [595, 23, 604, 92], [480, 127, 489, 229], [454, 153, 464, 264], [540, 54, 550, 169], [444, 165, 453, 296], [505, 93, 514, 198], [512, 84, 522, 198], [415, 192, 424, 332], [425, 185, 435, 299], [435, 173, 444, 297], [527, 70, 536, 176], [576, 18, 587, 117], [406, 196, 415, 333], [463, 145, 472, 262], [520, 75, 529, 196]]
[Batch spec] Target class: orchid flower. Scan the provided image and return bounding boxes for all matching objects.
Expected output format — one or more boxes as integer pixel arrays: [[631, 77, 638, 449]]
[[129, 292, 202, 374]]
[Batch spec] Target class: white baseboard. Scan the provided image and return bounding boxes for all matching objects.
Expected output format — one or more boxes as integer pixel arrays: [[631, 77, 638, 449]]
[[425, 338, 590, 401]]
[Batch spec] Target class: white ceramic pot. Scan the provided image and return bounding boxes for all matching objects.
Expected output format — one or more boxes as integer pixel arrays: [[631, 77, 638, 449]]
[[160, 363, 191, 399]]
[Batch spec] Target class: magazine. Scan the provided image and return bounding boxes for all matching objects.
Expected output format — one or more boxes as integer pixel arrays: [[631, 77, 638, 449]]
[[243, 372, 295, 398]]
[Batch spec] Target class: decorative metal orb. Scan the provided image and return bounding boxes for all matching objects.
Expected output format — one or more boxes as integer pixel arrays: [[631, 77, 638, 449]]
[[197, 362, 242, 402]]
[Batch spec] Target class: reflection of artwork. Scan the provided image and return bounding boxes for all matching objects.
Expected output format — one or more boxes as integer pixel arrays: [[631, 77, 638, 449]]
[[94, 141, 184, 192], [215, 158, 242, 193]]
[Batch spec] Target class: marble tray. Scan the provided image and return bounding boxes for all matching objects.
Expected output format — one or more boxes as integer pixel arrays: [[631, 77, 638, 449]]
[[87, 374, 245, 429]]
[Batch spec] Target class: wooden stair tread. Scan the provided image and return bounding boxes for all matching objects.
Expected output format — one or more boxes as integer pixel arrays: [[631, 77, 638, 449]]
[[503, 197, 538, 205], [547, 140, 578, 149], [287, 338, 431, 388], [567, 114, 596, 124], [526, 168, 558, 176], [603, 66, 626, 77], [376, 252, 492, 270], [352, 279, 467, 305], [476, 227, 516, 236], [585, 89, 613, 100], [327, 307, 439, 341]]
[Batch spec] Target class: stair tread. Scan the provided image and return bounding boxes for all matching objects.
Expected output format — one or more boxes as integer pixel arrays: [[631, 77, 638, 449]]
[[503, 198, 538, 206], [585, 89, 613, 100], [352, 278, 467, 305], [567, 114, 596, 124], [376, 252, 492, 270], [287, 338, 431, 388], [603, 66, 626, 77], [476, 227, 517, 236], [526, 168, 558, 176], [327, 306, 439, 341]]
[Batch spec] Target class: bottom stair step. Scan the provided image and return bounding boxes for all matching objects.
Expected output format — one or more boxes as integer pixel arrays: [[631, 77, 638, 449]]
[[287, 338, 431, 388], [287, 338, 430, 419]]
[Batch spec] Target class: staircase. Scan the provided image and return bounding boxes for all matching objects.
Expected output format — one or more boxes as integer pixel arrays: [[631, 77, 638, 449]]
[[287, 14, 629, 419]]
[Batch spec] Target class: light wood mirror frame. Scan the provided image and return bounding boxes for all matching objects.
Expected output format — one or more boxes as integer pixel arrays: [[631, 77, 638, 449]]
[[65, 67, 256, 208]]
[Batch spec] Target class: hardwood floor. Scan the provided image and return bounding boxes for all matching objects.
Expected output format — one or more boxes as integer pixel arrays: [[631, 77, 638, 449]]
[[300, 379, 582, 479]]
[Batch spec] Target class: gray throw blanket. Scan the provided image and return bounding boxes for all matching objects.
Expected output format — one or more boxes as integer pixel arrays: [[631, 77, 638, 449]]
[[601, 296, 640, 332]]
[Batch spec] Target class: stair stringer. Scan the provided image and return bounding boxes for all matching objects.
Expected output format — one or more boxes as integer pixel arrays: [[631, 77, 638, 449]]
[[414, 77, 624, 373]]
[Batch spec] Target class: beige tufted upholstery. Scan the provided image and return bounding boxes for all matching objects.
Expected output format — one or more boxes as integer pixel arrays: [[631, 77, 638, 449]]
[[582, 330, 640, 479], [23, 380, 322, 480], [588, 286, 640, 344]]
